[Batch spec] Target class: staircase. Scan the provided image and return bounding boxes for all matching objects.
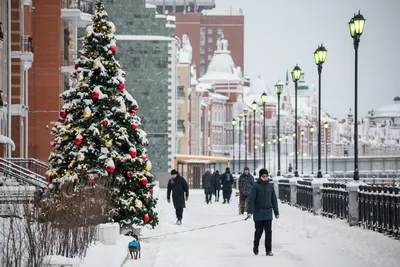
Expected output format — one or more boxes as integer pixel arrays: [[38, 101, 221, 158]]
[[0, 157, 47, 189]]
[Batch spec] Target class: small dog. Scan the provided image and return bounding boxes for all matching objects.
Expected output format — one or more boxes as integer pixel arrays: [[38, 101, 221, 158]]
[[128, 234, 141, 260]]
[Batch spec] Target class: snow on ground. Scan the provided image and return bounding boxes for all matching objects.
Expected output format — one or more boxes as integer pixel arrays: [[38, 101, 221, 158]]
[[82, 189, 400, 267]]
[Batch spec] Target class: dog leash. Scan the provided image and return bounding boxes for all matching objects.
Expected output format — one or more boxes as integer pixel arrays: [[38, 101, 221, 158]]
[[140, 217, 249, 240]]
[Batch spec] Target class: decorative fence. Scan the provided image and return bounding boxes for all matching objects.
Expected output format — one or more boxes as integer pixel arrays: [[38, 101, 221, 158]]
[[321, 183, 348, 220], [278, 179, 290, 204], [358, 185, 400, 237], [296, 181, 313, 212]]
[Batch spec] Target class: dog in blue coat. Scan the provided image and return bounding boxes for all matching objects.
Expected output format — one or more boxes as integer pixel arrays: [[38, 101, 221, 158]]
[[128, 234, 141, 260]]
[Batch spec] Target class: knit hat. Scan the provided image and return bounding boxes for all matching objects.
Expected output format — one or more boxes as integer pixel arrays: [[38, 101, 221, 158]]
[[171, 169, 178, 175], [244, 166, 249, 171], [259, 168, 269, 177], [225, 167, 230, 172]]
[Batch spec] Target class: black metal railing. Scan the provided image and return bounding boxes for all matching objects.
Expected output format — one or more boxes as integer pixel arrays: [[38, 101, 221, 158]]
[[6, 158, 48, 177], [62, 0, 93, 14], [358, 185, 400, 237], [321, 183, 348, 220], [278, 179, 291, 204], [296, 180, 313, 212]]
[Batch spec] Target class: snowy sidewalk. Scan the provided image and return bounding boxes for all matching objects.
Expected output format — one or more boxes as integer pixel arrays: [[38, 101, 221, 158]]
[[82, 189, 400, 267]]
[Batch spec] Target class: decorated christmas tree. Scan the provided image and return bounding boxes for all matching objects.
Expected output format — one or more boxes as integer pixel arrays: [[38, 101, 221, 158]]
[[46, 0, 158, 228]]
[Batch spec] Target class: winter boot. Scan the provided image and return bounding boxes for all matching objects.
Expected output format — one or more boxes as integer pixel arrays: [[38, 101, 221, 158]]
[[266, 251, 273, 256], [253, 246, 259, 255]]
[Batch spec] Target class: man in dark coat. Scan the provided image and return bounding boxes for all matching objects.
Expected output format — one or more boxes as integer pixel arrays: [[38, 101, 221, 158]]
[[221, 167, 234, 204], [202, 170, 214, 204], [212, 170, 222, 202], [247, 168, 279, 256], [167, 169, 189, 225], [238, 166, 254, 214]]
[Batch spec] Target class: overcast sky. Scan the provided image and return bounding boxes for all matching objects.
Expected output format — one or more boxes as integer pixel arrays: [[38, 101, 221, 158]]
[[207, 0, 400, 119]]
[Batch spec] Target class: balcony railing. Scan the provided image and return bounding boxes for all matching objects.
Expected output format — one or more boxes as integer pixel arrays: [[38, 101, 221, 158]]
[[6, 158, 49, 177], [177, 86, 185, 99], [21, 35, 33, 53], [62, 0, 93, 14], [177, 120, 185, 133]]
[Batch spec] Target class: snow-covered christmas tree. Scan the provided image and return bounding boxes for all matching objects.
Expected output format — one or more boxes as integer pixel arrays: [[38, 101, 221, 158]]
[[46, 0, 158, 228]]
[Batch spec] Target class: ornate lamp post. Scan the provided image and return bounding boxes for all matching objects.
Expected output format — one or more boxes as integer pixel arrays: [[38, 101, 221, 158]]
[[310, 126, 315, 174], [314, 44, 327, 178], [324, 122, 329, 174], [301, 129, 305, 175], [237, 114, 243, 174], [231, 118, 237, 174], [275, 81, 284, 176], [291, 65, 302, 177], [261, 92, 268, 169], [243, 109, 249, 168], [252, 101, 258, 175], [349, 11, 366, 181], [285, 135, 289, 173]]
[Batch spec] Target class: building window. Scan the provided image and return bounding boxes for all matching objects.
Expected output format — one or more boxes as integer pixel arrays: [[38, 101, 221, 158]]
[[200, 66, 206, 76], [208, 37, 213, 43], [200, 27, 205, 33], [208, 28, 212, 34], [200, 46, 205, 54], [208, 55, 212, 61], [208, 45, 213, 52], [218, 28, 223, 35]]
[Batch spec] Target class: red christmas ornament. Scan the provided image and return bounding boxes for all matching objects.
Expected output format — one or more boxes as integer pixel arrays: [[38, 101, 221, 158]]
[[129, 148, 137, 157], [110, 46, 117, 53], [143, 214, 150, 223], [57, 182, 61, 188], [133, 105, 139, 110], [135, 183, 139, 187], [60, 111, 67, 119], [46, 176, 51, 183], [89, 177, 95, 184], [117, 83, 125, 90], [141, 178, 148, 186], [92, 91, 100, 99], [149, 187, 154, 193], [75, 65, 79, 70], [82, 87, 87, 90], [126, 171, 131, 178], [102, 120, 108, 126], [106, 165, 115, 173], [75, 136, 83, 145], [141, 155, 147, 161], [52, 142, 57, 147], [130, 109, 136, 115], [131, 123, 137, 130]]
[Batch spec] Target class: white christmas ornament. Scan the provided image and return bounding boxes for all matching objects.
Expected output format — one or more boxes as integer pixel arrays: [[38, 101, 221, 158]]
[[77, 152, 85, 161], [135, 199, 143, 209], [108, 22, 116, 33], [83, 107, 92, 118], [85, 25, 93, 37]]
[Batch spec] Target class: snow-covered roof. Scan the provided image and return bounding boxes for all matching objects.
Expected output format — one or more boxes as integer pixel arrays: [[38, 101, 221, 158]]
[[0, 134, 15, 151], [145, 3, 156, 8], [374, 99, 400, 118], [115, 35, 175, 41], [179, 34, 192, 64], [198, 37, 242, 83], [209, 92, 229, 101]]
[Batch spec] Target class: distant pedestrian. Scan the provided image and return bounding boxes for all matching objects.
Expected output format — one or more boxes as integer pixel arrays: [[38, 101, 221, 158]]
[[221, 167, 234, 204], [213, 170, 222, 202], [202, 170, 214, 204], [247, 168, 279, 256], [288, 163, 293, 173], [238, 166, 254, 214], [167, 169, 189, 225]]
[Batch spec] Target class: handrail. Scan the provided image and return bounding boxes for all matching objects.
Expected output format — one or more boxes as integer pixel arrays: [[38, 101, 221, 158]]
[[6, 157, 49, 176], [0, 158, 47, 188]]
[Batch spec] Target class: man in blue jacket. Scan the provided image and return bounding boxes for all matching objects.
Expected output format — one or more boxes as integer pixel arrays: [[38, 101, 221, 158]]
[[247, 168, 279, 256]]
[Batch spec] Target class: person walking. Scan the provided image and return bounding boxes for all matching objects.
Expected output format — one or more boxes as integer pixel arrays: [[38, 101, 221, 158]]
[[238, 166, 254, 215], [167, 169, 189, 225], [288, 163, 293, 173], [213, 170, 222, 202], [202, 170, 214, 204], [247, 168, 279, 256], [221, 167, 234, 204]]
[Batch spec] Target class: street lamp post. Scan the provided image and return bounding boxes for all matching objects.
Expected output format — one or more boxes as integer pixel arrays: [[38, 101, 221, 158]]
[[324, 122, 329, 174], [301, 129, 305, 174], [291, 65, 302, 177], [243, 109, 249, 168], [310, 126, 315, 174], [314, 44, 327, 178], [275, 81, 284, 176], [261, 92, 268, 169], [252, 101, 258, 176], [285, 135, 288, 173], [231, 118, 237, 174], [273, 138, 277, 175], [268, 140, 271, 170], [237, 114, 243, 174], [349, 11, 366, 181]]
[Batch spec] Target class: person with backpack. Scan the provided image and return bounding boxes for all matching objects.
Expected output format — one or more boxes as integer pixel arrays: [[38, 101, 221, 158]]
[[221, 167, 234, 204]]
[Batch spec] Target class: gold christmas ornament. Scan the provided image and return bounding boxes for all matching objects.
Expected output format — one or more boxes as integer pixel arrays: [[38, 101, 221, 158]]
[[105, 139, 113, 147], [145, 160, 152, 172], [135, 199, 143, 209], [102, 25, 107, 30], [83, 107, 92, 118], [93, 60, 100, 69], [78, 73, 84, 81]]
